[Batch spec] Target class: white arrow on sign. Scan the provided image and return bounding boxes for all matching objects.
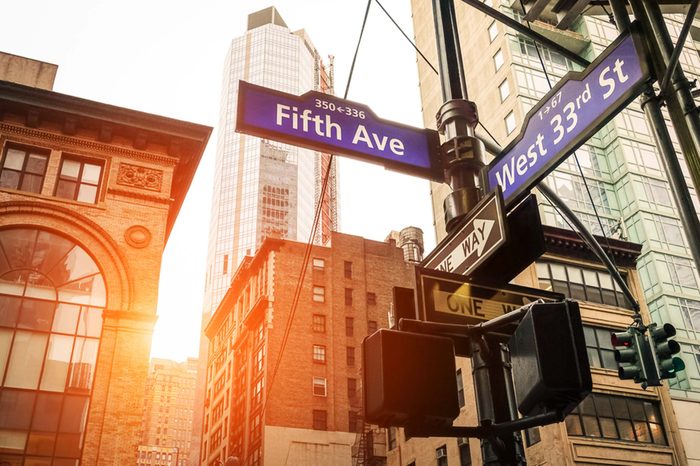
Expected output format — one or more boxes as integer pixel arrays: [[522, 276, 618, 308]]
[[421, 189, 507, 276]]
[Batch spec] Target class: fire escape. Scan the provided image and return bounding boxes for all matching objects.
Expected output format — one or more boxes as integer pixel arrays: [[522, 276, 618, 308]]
[[350, 384, 387, 466]]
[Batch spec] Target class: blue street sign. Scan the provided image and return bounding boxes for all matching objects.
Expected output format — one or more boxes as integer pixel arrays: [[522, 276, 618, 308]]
[[236, 81, 443, 181], [486, 27, 651, 208]]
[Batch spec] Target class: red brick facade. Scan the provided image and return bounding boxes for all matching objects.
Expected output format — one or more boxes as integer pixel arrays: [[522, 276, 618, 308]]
[[0, 66, 210, 465], [201, 232, 416, 465]]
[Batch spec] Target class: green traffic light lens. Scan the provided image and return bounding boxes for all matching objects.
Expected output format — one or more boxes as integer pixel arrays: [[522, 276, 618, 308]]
[[673, 357, 686, 372]]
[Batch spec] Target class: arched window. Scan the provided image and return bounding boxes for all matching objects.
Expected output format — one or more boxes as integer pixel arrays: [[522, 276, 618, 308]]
[[0, 228, 105, 464]]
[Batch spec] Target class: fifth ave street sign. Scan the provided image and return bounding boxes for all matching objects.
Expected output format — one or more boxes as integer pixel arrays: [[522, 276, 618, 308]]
[[421, 189, 506, 276], [486, 26, 651, 209], [236, 80, 443, 181]]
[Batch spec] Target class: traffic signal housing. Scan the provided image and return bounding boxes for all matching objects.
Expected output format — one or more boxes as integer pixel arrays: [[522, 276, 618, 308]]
[[611, 327, 647, 383], [648, 323, 685, 380], [509, 300, 592, 418], [362, 329, 460, 428]]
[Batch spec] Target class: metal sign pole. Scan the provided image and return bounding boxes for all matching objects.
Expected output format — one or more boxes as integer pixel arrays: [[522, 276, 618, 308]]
[[431, 0, 523, 463], [612, 0, 700, 287], [628, 0, 700, 218]]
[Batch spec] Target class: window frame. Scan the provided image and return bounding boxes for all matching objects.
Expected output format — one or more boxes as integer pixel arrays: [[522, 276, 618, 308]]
[[0, 143, 50, 194], [312, 314, 326, 333], [565, 393, 667, 445], [54, 155, 105, 204], [312, 377, 327, 397], [345, 316, 354, 337], [312, 409, 327, 430], [312, 286, 325, 303], [345, 288, 353, 306], [312, 344, 327, 364]]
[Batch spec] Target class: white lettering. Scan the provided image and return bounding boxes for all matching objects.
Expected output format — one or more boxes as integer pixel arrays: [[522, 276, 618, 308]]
[[390, 138, 404, 155], [276, 104, 292, 126], [599, 66, 616, 99], [352, 125, 372, 147]]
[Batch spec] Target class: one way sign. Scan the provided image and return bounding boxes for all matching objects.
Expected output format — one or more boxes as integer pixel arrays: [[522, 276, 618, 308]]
[[422, 189, 507, 277]]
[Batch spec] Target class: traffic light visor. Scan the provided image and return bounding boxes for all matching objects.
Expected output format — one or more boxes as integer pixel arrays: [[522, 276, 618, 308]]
[[611, 331, 633, 347]]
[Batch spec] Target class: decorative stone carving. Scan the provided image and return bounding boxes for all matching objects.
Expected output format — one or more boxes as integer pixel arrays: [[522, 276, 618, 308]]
[[124, 225, 151, 249], [117, 163, 162, 191]]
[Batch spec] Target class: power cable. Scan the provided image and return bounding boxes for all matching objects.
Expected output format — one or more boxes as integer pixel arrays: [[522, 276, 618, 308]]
[[264, 0, 373, 411], [518, 0, 621, 271]]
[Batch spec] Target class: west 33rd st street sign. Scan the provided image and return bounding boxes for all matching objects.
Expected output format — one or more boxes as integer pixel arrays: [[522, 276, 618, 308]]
[[486, 27, 651, 209]]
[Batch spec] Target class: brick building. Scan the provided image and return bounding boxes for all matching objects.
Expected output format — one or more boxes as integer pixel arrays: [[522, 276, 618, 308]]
[[0, 53, 210, 465], [138, 358, 198, 466], [200, 231, 418, 465]]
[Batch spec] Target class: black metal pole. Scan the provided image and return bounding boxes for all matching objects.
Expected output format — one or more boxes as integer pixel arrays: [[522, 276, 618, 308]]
[[432, 0, 522, 463], [611, 0, 700, 287], [628, 0, 700, 214]]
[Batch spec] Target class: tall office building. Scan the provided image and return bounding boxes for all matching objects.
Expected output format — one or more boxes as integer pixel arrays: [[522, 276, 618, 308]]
[[192, 9, 338, 464], [202, 7, 338, 317], [137, 358, 198, 466], [411, 0, 700, 463]]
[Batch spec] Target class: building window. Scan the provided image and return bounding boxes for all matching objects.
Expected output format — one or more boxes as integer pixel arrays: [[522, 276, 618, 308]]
[[458, 437, 472, 465], [347, 377, 357, 400], [345, 288, 353, 306], [505, 111, 516, 134], [493, 49, 504, 71], [499, 78, 510, 102], [312, 377, 327, 396], [488, 20, 498, 42], [0, 228, 104, 466], [344, 261, 352, 279], [349, 410, 361, 433], [457, 369, 465, 408], [537, 261, 631, 309], [525, 427, 541, 446], [312, 286, 325, 303], [312, 345, 326, 364], [0, 144, 49, 194], [583, 325, 617, 370], [312, 409, 327, 430], [387, 427, 397, 450], [312, 258, 325, 269], [436, 444, 448, 466], [345, 317, 354, 337], [312, 314, 326, 333], [347, 347, 356, 366], [368, 320, 378, 334], [367, 292, 377, 306], [55, 156, 103, 203], [565, 393, 667, 445]]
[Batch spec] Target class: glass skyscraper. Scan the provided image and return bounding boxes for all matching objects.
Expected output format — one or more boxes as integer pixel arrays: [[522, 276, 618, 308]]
[[192, 10, 338, 463], [203, 7, 338, 316]]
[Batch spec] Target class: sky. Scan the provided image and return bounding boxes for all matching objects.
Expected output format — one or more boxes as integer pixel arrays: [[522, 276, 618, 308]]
[[0, 0, 440, 361]]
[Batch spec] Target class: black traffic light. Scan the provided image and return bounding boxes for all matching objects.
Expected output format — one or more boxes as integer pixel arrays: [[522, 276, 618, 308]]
[[648, 323, 685, 380], [362, 328, 460, 428], [509, 300, 592, 418], [611, 327, 647, 383]]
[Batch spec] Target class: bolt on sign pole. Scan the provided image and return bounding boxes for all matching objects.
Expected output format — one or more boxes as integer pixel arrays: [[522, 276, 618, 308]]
[[432, 0, 523, 464]]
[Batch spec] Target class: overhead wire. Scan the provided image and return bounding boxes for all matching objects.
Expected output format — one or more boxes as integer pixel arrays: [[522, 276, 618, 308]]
[[263, 0, 373, 411], [517, 0, 622, 273], [379, 0, 631, 306]]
